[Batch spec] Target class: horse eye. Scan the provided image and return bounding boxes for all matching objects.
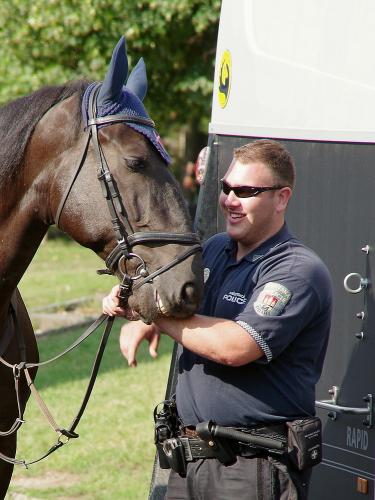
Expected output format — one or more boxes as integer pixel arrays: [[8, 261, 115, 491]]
[[125, 158, 145, 170]]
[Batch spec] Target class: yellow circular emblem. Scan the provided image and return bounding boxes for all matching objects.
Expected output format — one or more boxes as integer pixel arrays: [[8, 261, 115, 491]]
[[218, 50, 231, 108]]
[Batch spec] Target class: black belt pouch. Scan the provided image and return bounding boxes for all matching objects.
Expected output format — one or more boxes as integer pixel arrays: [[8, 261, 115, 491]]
[[286, 417, 322, 471]]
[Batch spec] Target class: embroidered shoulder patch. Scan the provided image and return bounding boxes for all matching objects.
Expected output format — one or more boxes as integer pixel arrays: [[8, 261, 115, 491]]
[[254, 282, 292, 317]]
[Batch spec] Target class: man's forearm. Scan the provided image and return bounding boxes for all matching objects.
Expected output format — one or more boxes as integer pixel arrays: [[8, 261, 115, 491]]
[[155, 314, 263, 366]]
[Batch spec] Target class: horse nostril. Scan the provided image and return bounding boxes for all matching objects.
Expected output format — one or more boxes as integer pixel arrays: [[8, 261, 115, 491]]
[[181, 283, 197, 305]]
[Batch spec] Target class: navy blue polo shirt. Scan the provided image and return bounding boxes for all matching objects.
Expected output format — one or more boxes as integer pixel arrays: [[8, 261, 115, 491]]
[[176, 224, 333, 426]]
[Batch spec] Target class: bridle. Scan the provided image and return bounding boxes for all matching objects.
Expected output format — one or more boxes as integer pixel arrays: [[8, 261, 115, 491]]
[[0, 83, 202, 467], [56, 83, 202, 305]]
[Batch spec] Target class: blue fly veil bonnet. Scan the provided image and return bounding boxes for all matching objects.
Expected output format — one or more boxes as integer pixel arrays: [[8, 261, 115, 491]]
[[82, 36, 170, 164]]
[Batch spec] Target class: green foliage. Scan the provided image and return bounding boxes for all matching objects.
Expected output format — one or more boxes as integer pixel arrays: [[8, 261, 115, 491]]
[[0, 0, 221, 134]]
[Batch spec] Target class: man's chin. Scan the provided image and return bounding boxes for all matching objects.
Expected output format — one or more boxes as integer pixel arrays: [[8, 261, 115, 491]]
[[226, 224, 244, 241]]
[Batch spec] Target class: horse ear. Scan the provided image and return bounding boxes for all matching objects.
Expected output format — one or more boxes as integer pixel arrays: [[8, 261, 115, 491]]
[[126, 58, 148, 101], [97, 36, 129, 107]]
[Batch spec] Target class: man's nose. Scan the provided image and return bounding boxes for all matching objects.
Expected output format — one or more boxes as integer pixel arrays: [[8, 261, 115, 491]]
[[225, 189, 241, 205]]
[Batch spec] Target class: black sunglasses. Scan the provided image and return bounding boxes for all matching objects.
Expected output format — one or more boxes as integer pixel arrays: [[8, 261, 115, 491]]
[[220, 179, 284, 198]]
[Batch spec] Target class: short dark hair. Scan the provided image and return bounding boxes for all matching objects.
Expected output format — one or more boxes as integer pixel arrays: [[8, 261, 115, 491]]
[[233, 140, 295, 188]]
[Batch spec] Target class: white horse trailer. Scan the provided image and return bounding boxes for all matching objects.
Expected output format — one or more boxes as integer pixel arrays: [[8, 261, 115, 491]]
[[150, 1, 375, 498]]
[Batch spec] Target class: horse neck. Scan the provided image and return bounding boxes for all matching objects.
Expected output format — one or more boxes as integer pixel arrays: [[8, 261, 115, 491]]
[[0, 98, 79, 309], [0, 183, 48, 313]]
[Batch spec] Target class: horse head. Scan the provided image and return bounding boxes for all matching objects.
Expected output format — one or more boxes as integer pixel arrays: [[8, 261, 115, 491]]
[[32, 37, 203, 323]]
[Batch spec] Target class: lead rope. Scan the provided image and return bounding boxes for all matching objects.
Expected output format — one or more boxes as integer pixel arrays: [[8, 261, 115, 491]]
[[0, 314, 114, 467], [55, 132, 92, 229]]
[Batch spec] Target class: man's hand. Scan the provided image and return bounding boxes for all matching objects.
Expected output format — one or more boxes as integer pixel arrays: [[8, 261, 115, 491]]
[[102, 284, 140, 320], [120, 321, 161, 367]]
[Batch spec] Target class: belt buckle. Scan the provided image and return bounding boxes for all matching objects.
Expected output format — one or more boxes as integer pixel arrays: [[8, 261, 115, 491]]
[[182, 426, 199, 438]]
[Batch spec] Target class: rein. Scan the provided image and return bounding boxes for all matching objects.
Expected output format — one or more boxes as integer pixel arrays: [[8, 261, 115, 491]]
[[0, 83, 202, 467], [0, 301, 113, 467]]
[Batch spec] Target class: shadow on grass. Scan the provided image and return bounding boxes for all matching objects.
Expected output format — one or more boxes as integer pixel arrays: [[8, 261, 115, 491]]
[[33, 319, 174, 390]]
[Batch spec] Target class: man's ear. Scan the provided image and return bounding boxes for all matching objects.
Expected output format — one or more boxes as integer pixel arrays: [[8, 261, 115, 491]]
[[276, 187, 293, 212]]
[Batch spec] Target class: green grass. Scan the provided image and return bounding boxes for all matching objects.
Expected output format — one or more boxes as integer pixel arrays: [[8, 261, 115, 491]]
[[18, 237, 117, 310], [6, 321, 173, 499]]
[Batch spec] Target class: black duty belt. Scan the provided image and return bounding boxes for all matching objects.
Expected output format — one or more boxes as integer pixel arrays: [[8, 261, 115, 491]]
[[158, 421, 288, 474], [157, 417, 322, 476]]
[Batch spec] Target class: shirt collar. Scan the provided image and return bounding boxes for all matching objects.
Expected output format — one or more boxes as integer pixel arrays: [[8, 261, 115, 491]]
[[224, 223, 293, 262]]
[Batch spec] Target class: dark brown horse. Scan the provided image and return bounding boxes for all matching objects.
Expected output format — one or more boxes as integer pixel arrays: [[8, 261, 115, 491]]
[[0, 37, 203, 496]]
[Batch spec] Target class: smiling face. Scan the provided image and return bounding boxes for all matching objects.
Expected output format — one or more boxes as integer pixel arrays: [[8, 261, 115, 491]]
[[219, 159, 292, 260]]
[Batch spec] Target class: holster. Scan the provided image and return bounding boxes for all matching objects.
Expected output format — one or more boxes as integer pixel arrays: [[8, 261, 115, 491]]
[[195, 420, 237, 465], [286, 417, 322, 471], [161, 438, 187, 476], [154, 397, 185, 473]]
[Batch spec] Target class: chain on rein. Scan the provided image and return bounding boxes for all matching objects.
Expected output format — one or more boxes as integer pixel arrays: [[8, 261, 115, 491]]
[[0, 83, 202, 467]]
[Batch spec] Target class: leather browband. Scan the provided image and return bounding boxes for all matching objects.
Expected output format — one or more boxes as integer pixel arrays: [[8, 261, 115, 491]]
[[87, 114, 155, 128]]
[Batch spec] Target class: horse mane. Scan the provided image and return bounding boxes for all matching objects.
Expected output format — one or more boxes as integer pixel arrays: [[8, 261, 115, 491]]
[[0, 80, 89, 187]]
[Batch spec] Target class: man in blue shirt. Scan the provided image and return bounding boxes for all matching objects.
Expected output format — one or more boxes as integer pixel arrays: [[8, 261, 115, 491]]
[[103, 140, 332, 499]]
